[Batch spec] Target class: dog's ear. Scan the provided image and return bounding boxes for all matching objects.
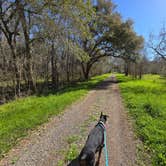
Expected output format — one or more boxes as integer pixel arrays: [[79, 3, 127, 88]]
[[100, 112, 103, 118]]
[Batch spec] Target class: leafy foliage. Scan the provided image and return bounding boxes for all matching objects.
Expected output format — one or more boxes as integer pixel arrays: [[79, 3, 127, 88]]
[[77, 0, 144, 79]]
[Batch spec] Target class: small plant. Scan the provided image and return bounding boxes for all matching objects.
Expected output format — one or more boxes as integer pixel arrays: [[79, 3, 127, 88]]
[[65, 143, 79, 162], [143, 102, 162, 118], [10, 156, 19, 165], [57, 160, 64, 166], [89, 113, 98, 122]]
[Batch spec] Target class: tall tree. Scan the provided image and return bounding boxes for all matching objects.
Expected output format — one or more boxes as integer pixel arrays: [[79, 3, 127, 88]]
[[111, 20, 144, 76], [36, 0, 95, 84], [0, 0, 21, 95], [149, 24, 166, 61], [15, 0, 35, 91], [78, 0, 144, 79]]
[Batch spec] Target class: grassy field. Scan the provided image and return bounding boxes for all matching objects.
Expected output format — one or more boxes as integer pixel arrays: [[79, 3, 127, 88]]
[[116, 74, 166, 166], [0, 73, 110, 159]]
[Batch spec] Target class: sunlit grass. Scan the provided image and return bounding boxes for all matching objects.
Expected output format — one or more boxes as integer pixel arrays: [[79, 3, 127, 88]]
[[0, 73, 110, 158], [116, 74, 166, 166]]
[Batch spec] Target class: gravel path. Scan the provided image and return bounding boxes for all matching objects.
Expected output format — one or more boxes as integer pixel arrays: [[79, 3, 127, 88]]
[[0, 76, 137, 166]]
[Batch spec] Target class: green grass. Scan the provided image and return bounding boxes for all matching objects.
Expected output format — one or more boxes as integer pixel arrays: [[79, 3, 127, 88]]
[[64, 143, 79, 162], [58, 135, 80, 166], [0, 73, 110, 159], [116, 74, 166, 166]]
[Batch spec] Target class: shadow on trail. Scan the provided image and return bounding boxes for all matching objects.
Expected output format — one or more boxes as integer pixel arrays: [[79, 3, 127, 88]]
[[94, 76, 119, 90], [67, 157, 79, 166], [36, 76, 117, 97], [0, 75, 117, 105]]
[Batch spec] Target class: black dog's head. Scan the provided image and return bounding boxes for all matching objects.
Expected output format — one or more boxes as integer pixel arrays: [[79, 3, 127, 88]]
[[99, 112, 109, 124]]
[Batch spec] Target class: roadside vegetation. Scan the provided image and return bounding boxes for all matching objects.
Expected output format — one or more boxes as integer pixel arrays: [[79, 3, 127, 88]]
[[0, 73, 110, 159], [116, 74, 166, 166]]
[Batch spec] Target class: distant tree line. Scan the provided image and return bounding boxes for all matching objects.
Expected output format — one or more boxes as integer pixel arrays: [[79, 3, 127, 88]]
[[0, 0, 144, 103], [110, 55, 166, 78]]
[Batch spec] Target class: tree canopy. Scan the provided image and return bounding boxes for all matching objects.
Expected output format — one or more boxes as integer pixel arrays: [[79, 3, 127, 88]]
[[0, 0, 144, 101], [78, 0, 144, 78]]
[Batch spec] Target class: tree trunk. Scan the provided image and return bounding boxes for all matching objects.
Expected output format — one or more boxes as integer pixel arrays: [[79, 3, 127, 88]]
[[16, 1, 35, 92], [51, 43, 58, 89], [1, 24, 21, 96], [134, 63, 137, 79], [124, 59, 130, 76], [124, 63, 129, 76], [66, 53, 70, 83], [139, 63, 143, 79], [81, 62, 91, 80], [10, 45, 21, 96], [71, 57, 75, 81]]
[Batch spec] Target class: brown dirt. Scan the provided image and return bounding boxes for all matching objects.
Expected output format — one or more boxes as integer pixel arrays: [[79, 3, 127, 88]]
[[0, 76, 138, 166]]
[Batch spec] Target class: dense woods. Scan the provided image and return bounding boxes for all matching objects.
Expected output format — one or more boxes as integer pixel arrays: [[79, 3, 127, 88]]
[[0, 0, 164, 104]]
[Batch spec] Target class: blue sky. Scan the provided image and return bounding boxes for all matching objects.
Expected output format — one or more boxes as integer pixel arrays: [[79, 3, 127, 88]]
[[113, 0, 166, 42]]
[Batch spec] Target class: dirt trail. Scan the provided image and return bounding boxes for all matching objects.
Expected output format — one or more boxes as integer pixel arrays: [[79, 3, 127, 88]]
[[0, 76, 137, 166]]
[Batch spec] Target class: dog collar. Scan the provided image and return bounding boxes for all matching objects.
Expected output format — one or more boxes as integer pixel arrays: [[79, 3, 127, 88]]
[[98, 121, 106, 130]]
